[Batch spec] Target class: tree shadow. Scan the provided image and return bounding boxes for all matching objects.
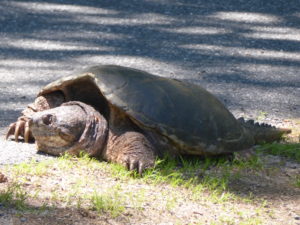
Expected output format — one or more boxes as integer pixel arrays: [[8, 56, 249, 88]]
[[0, 0, 299, 120]]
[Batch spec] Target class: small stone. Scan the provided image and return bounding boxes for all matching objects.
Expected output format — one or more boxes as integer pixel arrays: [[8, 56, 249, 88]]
[[286, 162, 298, 169], [295, 216, 300, 220], [20, 217, 27, 222], [0, 172, 8, 183]]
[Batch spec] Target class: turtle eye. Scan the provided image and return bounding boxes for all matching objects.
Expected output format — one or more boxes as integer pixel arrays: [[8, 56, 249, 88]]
[[42, 114, 53, 125]]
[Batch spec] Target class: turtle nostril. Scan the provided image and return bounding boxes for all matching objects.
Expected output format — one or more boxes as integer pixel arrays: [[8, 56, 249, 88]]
[[42, 114, 53, 125]]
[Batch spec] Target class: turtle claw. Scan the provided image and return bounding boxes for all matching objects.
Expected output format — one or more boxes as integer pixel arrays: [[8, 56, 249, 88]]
[[6, 123, 16, 140], [125, 156, 153, 175], [6, 117, 33, 143], [24, 121, 31, 143], [129, 159, 139, 172], [138, 162, 145, 175], [14, 121, 22, 142]]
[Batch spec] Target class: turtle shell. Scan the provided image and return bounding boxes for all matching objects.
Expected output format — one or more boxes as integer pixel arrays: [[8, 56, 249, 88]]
[[39, 65, 253, 155]]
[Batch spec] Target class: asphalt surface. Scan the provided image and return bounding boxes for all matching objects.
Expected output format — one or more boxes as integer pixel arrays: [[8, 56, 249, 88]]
[[0, 0, 299, 165]]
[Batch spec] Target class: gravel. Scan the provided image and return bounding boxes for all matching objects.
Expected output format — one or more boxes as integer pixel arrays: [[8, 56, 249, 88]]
[[0, 141, 54, 167], [0, 0, 299, 165]]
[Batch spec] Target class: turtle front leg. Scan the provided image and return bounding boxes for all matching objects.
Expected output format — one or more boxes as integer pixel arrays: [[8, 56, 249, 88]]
[[6, 115, 33, 143], [6, 92, 65, 142], [104, 131, 156, 174]]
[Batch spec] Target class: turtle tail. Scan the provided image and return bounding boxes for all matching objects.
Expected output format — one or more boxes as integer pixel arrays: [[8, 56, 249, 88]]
[[238, 118, 291, 144]]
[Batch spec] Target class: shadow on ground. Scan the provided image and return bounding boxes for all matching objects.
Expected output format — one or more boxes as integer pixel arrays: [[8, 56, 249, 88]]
[[0, 0, 299, 121]]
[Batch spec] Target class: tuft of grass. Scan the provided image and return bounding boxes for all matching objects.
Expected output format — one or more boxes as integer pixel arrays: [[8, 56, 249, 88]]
[[0, 183, 28, 210], [141, 156, 238, 202], [232, 153, 264, 171], [256, 143, 300, 162], [142, 156, 197, 186], [90, 190, 125, 218], [165, 195, 178, 211], [11, 159, 50, 176], [239, 217, 264, 225], [110, 163, 135, 179], [257, 111, 268, 121], [294, 175, 300, 188], [107, 155, 238, 202]]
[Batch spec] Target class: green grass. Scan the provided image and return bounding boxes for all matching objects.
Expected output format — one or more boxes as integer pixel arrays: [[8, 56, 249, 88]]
[[232, 153, 263, 170], [294, 175, 300, 188], [256, 143, 300, 162], [10, 152, 104, 177], [10, 159, 50, 176], [90, 189, 125, 217], [256, 111, 268, 121], [0, 182, 29, 210], [108, 154, 263, 203]]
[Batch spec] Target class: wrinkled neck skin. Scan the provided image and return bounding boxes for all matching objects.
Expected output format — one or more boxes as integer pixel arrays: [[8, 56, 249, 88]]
[[64, 102, 109, 157]]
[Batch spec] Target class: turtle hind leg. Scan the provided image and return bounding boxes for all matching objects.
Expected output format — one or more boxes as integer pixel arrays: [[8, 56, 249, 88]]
[[6, 91, 65, 142], [104, 131, 156, 175]]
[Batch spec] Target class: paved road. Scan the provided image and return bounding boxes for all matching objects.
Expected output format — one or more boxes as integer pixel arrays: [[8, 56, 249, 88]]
[[0, 0, 299, 164]]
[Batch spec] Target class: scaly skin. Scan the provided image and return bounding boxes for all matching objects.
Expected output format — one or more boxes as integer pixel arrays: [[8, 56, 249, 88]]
[[104, 131, 155, 174], [102, 104, 156, 173], [238, 118, 291, 144]]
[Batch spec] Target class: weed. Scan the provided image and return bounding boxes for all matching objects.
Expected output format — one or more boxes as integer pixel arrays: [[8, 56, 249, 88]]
[[0, 183, 28, 210], [232, 154, 263, 170], [11, 159, 49, 176], [239, 217, 263, 225], [141, 156, 239, 202], [165, 196, 178, 211], [294, 175, 300, 188], [257, 111, 268, 121], [90, 190, 125, 217], [256, 143, 300, 162], [110, 163, 134, 179]]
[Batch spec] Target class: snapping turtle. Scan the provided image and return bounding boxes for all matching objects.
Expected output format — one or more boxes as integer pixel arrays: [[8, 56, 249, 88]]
[[6, 65, 290, 173]]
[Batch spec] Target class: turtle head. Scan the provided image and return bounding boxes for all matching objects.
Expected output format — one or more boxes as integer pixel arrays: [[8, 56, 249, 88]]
[[30, 101, 108, 157]]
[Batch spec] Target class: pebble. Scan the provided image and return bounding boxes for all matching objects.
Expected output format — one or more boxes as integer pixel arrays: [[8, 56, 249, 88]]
[[20, 217, 27, 222]]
